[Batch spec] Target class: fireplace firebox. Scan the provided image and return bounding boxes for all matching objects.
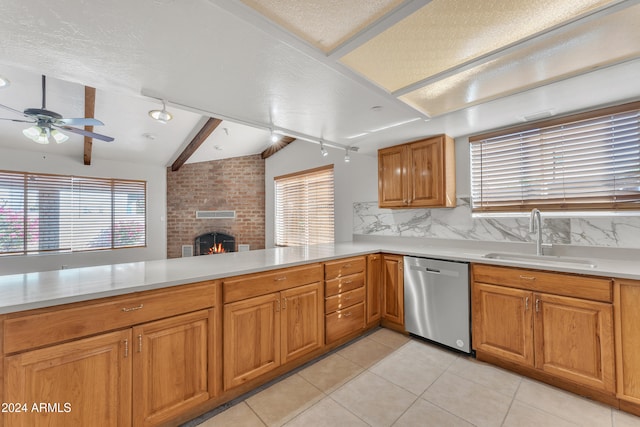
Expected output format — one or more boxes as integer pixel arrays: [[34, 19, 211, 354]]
[[194, 232, 236, 255]]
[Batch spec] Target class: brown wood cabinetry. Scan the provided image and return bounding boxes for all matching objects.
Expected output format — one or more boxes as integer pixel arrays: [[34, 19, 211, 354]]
[[472, 264, 615, 394], [2, 281, 218, 427], [381, 254, 404, 330], [5, 329, 132, 427], [222, 265, 323, 391], [366, 254, 382, 325], [324, 257, 366, 344], [378, 135, 455, 208], [615, 279, 640, 412]]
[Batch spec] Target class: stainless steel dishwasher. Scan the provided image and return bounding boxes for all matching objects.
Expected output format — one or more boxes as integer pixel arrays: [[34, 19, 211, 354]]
[[404, 256, 471, 353]]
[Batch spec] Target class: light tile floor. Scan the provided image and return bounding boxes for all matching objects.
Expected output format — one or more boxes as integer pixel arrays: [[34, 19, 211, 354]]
[[190, 329, 640, 427]]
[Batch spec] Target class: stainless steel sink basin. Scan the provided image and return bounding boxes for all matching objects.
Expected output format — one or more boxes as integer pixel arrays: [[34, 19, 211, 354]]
[[482, 252, 597, 268]]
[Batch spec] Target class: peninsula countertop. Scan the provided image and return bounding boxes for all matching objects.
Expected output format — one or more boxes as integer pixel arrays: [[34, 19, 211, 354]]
[[1, 238, 639, 314]]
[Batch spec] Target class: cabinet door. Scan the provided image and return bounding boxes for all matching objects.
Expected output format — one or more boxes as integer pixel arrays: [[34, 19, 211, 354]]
[[223, 293, 280, 390], [534, 293, 615, 393], [281, 282, 324, 364], [378, 145, 407, 207], [4, 329, 132, 427], [382, 254, 404, 327], [366, 254, 382, 324], [472, 282, 534, 367], [615, 280, 640, 403], [132, 310, 212, 427], [406, 137, 443, 207]]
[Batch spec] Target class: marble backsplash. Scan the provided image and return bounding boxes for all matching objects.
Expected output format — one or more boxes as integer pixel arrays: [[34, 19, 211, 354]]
[[353, 198, 640, 249]]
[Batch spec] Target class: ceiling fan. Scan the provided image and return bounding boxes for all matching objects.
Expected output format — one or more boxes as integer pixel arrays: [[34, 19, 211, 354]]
[[0, 75, 114, 144]]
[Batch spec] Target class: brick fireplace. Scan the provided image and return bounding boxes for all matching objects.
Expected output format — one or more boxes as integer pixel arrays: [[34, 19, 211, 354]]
[[166, 154, 265, 259]]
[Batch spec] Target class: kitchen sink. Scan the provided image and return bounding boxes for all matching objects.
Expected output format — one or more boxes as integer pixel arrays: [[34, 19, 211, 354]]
[[482, 252, 597, 268]]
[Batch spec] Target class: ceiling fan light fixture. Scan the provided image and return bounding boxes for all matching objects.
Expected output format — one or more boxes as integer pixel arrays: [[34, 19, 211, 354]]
[[23, 125, 50, 144], [51, 129, 69, 144], [149, 100, 173, 124]]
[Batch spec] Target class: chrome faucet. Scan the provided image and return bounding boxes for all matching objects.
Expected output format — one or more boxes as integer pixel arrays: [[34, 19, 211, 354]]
[[529, 208, 543, 256]]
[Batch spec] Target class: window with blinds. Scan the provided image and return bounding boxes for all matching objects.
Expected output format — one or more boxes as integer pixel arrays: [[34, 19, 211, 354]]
[[274, 165, 334, 247], [0, 171, 146, 256], [470, 102, 640, 213]]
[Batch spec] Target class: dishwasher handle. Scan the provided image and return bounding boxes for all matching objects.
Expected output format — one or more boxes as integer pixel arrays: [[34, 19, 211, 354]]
[[409, 265, 460, 277]]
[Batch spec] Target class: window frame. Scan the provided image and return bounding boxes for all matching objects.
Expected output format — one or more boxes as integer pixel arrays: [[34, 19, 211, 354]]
[[0, 170, 147, 256], [469, 101, 640, 213], [274, 164, 335, 247]]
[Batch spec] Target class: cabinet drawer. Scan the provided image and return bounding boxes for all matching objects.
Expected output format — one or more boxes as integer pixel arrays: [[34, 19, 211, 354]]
[[4, 281, 216, 354], [325, 286, 365, 314], [223, 263, 323, 303], [325, 272, 365, 297], [473, 264, 612, 302], [325, 257, 366, 280], [325, 302, 365, 344]]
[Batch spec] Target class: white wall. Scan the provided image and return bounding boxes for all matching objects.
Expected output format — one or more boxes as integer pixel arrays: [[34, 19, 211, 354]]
[[0, 147, 167, 274], [265, 140, 377, 247]]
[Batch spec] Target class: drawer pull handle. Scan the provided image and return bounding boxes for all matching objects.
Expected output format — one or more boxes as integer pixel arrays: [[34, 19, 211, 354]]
[[138, 334, 143, 353], [343, 312, 352, 317], [283, 297, 287, 309], [274, 276, 287, 281], [343, 263, 352, 268], [122, 304, 144, 312], [519, 275, 536, 281], [525, 296, 529, 310], [343, 296, 351, 301], [343, 279, 353, 284], [124, 339, 129, 358], [535, 298, 540, 313]]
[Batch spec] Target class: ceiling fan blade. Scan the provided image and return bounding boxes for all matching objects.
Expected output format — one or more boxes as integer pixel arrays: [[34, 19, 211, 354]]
[[0, 117, 36, 123], [56, 117, 104, 126], [55, 125, 114, 142], [0, 102, 27, 117]]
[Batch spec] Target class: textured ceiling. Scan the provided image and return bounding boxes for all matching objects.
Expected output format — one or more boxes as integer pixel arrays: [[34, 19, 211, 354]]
[[239, 0, 404, 52], [339, 0, 616, 93]]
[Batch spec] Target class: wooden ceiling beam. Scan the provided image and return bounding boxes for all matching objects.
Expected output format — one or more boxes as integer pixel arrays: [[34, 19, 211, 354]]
[[83, 86, 96, 166], [171, 117, 223, 171], [261, 136, 296, 159]]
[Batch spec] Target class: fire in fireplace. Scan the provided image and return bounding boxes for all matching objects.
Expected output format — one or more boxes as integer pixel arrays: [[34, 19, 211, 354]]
[[194, 232, 236, 255]]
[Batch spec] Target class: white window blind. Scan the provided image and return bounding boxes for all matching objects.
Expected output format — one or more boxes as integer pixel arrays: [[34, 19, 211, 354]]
[[0, 171, 146, 256], [470, 102, 640, 213], [274, 165, 334, 247]]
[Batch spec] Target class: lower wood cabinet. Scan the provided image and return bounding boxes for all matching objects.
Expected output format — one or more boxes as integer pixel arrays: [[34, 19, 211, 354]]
[[133, 310, 213, 427], [472, 264, 615, 394], [381, 254, 404, 329], [5, 329, 132, 427], [615, 279, 640, 408], [223, 282, 323, 391], [366, 254, 382, 325], [3, 281, 218, 427]]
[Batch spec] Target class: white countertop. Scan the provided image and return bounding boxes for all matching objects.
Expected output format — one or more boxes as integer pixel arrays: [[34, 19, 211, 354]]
[[1, 239, 639, 314]]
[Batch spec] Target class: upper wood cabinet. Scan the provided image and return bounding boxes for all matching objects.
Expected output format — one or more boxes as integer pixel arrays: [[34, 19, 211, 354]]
[[378, 135, 456, 208]]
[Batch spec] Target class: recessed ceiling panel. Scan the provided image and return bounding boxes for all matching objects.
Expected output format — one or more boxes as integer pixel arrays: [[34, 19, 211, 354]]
[[239, 0, 403, 52], [340, 0, 616, 92], [400, 4, 640, 116]]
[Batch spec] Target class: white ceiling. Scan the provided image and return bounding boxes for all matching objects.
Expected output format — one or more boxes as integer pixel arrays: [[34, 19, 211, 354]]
[[0, 0, 639, 167]]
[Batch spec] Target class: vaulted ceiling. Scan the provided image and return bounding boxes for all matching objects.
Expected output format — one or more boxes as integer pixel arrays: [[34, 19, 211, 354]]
[[0, 0, 639, 166]]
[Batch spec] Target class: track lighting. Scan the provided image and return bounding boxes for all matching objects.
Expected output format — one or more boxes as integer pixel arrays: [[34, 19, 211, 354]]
[[344, 147, 351, 163], [320, 141, 328, 157], [149, 100, 173, 124]]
